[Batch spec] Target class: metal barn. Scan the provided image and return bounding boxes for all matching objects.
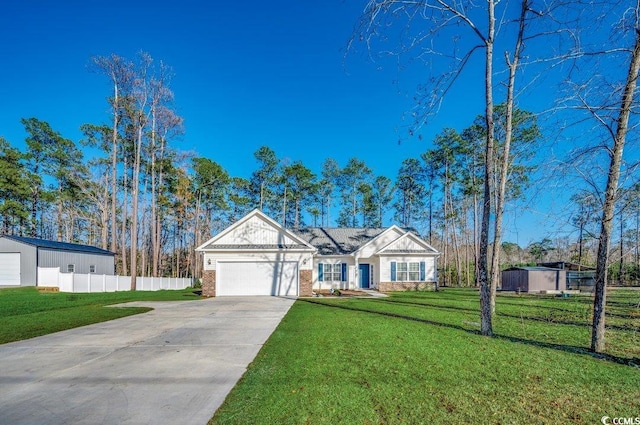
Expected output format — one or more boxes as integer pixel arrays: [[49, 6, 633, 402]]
[[0, 235, 115, 286], [501, 266, 567, 293], [538, 261, 596, 291]]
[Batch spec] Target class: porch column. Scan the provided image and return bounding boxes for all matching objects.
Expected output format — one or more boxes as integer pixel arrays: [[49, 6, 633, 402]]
[[354, 257, 359, 290]]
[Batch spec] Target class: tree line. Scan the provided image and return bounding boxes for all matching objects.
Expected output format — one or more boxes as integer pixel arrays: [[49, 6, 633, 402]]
[[3, 51, 531, 281], [0, 75, 539, 279], [3, 87, 639, 294]]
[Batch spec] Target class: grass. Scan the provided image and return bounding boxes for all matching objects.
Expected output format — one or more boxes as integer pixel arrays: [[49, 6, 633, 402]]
[[0, 286, 201, 344], [211, 288, 640, 425]]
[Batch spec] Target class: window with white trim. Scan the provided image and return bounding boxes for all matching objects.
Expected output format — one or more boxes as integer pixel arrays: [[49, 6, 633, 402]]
[[67, 264, 75, 273], [323, 263, 342, 281], [397, 262, 420, 281]]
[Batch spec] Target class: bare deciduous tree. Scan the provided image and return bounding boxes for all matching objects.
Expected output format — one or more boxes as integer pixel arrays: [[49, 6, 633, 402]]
[[591, 24, 640, 353], [351, 0, 544, 335], [90, 54, 134, 255]]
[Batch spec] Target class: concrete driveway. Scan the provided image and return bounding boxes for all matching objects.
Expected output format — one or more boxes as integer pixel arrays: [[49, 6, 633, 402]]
[[0, 296, 295, 425]]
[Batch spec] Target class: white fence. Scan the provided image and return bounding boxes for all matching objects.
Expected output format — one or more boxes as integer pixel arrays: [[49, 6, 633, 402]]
[[37, 267, 193, 293]]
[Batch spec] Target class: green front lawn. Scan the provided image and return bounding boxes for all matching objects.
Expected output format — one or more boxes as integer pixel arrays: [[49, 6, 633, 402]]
[[0, 286, 200, 344], [211, 289, 640, 425]]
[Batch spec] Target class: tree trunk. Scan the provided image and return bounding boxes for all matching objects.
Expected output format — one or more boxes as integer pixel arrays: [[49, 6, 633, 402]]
[[154, 137, 166, 277], [490, 0, 527, 315], [194, 193, 202, 279], [633, 207, 640, 274], [449, 189, 462, 285], [429, 177, 434, 244], [31, 166, 40, 238], [120, 156, 128, 275], [591, 27, 640, 353], [442, 179, 450, 286], [56, 182, 63, 242], [578, 221, 584, 269], [101, 174, 109, 250], [352, 182, 357, 227], [478, 0, 496, 337], [473, 190, 479, 286], [151, 104, 158, 277], [110, 82, 119, 255], [130, 122, 144, 290], [282, 185, 287, 226], [619, 214, 624, 285]]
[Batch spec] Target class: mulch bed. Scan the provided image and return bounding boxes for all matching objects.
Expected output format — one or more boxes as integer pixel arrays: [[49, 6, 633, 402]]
[[314, 289, 369, 297]]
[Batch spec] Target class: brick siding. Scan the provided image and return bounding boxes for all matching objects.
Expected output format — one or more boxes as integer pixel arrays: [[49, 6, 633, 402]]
[[202, 270, 216, 297], [299, 269, 313, 297]]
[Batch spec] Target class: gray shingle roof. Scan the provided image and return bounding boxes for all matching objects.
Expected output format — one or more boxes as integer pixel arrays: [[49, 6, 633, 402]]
[[1, 235, 115, 256], [292, 228, 386, 255]]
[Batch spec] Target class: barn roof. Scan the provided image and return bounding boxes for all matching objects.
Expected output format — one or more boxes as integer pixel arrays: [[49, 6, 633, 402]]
[[504, 266, 559, 272], [537, 261, 596, 271], [1, 235, 115, 256]]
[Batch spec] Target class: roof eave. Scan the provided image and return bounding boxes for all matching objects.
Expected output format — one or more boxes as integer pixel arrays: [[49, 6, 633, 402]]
[[375, 251, 440, 256], [198, 247, 317, 253]]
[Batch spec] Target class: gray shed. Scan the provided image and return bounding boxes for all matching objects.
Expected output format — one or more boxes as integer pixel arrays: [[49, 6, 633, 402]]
[[501, 267, 567, 293], [0, 235, 115, 286]]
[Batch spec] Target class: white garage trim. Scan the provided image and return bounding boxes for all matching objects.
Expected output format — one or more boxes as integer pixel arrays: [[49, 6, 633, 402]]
[[217, 261, 298, 296], [0, 253, 21, 286]]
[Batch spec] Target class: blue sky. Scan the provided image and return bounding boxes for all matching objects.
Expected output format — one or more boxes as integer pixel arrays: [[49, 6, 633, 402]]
[[0, 0, 592, 246]]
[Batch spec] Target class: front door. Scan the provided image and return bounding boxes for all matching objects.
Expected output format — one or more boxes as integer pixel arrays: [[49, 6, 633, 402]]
[[358, 264, 370, 288]]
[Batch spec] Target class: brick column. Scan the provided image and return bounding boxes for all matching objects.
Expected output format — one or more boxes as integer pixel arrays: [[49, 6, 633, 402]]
[[299, 269, 313, 297], [202, 270, 216, 297]]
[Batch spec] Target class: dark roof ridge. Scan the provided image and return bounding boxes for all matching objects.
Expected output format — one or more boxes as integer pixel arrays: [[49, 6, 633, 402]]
[[1, 234, 115, 256]]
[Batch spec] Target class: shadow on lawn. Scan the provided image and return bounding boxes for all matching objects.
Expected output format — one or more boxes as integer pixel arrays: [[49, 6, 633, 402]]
[[493, 295, 639, 329], [300, 298, 639, 368], [375, 298, 479, 315], [407, 289, 480, 301], [496, 311, 639, 332], [301, 298, 475, 334], [373, 298, 637, 331]]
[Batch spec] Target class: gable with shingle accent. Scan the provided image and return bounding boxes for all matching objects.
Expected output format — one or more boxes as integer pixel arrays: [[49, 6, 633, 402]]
[[377, 232, 439, 255], [196, 209, 315, 252]]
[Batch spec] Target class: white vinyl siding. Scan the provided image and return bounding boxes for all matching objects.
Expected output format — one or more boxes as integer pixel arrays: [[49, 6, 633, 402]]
[[214, 215, 301, 246], [355, 227, 405, 258]]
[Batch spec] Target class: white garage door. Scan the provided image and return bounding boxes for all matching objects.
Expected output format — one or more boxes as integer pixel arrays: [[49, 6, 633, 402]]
[[0, 253, 21, 286], [217, 261, 298, 296]]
